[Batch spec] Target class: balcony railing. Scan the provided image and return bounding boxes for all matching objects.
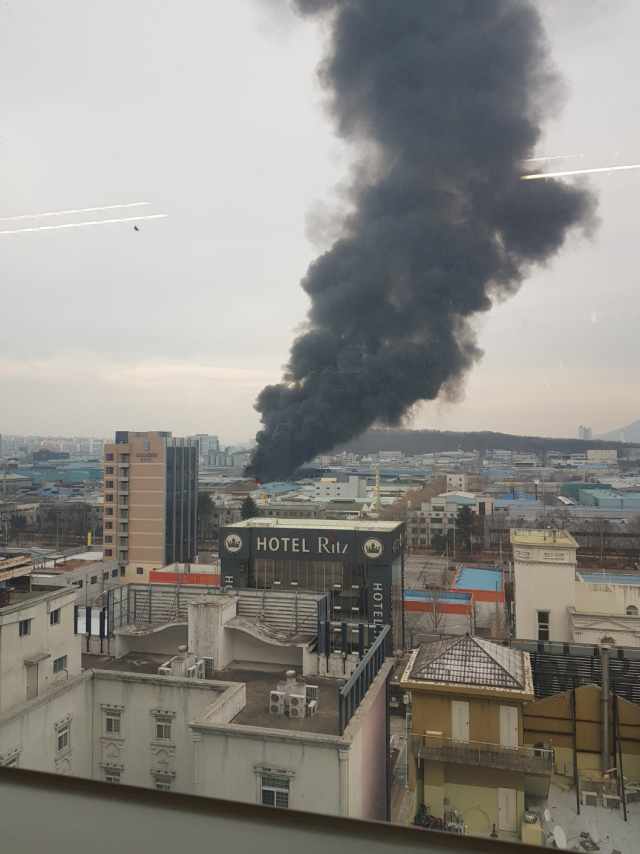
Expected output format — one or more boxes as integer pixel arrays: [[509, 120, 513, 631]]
[[411, 734, 552, 774]]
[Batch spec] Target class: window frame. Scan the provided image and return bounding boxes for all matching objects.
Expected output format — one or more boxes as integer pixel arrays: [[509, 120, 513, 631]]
[[56, 722, 70, 754], [260, 774, 290, 808], [50, 608, 60, 626], [152, 711, 176, 743], [53, 655, 67, 675], [18, 619, 31, 638], [537, 611, 550, 642], [103, 767, 122, 784], [104, 710, 122, 736], [106, 453, 114, 461], [153, 775, 173, 791], [255, 767, 294, 809]]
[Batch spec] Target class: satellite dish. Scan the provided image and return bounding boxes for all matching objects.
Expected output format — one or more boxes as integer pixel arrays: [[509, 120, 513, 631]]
[[554, 826, 567, 850], [544, 809, 551, 823], [588, 819, 599, 845]]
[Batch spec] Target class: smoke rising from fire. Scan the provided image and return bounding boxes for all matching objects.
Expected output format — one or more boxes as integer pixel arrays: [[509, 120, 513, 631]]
[[248, 0, 596, 482]]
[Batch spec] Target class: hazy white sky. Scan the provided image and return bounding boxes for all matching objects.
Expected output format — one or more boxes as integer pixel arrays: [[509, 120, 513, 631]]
[[1, 0, 638, 444]]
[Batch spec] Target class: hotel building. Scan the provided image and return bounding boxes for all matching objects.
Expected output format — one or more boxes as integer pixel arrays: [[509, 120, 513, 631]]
[[103, 431, 198, 582]]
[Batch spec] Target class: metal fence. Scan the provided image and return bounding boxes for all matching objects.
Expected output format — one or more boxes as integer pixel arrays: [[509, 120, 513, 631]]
[[510, 639, 640, 705], [338, 624, 389, 735], [411, 734, 553, 774]]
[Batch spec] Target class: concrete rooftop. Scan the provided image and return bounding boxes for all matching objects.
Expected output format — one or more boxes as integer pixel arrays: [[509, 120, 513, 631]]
[[220, 662, 340, 736]]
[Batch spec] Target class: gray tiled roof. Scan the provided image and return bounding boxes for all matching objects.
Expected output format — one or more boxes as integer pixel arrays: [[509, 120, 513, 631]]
[[409, 635, 525, 690]]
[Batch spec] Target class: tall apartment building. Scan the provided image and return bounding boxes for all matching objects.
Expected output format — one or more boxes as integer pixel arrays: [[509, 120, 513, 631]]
[[103, 431, 198, 582]]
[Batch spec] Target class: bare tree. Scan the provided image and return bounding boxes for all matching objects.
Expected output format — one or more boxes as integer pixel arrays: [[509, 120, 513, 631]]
[[584, 518, 616, 564], [404, 609, 425, 649], [487, 602, 510, 639], [625, 513, 640, 566]]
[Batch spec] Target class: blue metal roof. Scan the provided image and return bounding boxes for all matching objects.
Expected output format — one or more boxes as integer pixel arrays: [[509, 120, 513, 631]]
[[404, 589, 472, 604], [454, 566, 503, 592], [580, 573, 640, 587]]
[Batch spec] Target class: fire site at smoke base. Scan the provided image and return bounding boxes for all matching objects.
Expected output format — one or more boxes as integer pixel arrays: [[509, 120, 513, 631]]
[[247, 0, 597, 484]]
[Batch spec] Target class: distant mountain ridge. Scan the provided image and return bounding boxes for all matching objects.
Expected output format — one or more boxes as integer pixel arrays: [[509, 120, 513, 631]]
[[598, 420, 640, 444], [333, 428, 637, 457]]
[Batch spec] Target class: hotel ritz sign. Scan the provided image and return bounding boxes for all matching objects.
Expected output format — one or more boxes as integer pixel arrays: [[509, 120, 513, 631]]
[[222, 526, 405, 563]]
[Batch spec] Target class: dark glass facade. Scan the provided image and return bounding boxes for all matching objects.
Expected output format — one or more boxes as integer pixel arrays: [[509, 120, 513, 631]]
[[164, 445, 197, 565]]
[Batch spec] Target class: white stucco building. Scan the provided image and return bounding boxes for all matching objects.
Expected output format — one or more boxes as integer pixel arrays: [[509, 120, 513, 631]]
[[0, 586, 391, 820], [0, 584, 81, 714], [511, 529, 578, 643]]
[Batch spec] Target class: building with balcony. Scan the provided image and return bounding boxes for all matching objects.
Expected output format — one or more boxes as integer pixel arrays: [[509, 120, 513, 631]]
[[399, 635, 551, 840], [103, 431, 198, 583]]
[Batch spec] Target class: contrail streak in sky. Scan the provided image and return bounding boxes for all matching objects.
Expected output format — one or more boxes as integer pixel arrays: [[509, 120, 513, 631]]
[[0, 202, 150, 223], [522, 164, 640, 179], [0, 214, 167, 235]]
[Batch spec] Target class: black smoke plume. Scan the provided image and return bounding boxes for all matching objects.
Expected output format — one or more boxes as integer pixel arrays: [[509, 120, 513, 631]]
[[248, 0, 596, 483]]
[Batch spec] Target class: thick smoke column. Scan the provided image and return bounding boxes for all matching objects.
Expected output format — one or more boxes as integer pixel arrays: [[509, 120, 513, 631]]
[[249, 0, 595, 482]]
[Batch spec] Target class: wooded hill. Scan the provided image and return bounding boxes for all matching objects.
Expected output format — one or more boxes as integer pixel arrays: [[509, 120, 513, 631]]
[[332, 428, 636, 458]]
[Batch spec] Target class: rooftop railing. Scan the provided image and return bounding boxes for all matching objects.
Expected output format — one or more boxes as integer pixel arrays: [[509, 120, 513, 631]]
[[411, 733, 552, 774]]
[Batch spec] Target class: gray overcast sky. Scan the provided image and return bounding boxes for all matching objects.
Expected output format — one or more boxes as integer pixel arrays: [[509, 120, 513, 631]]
[[1, 0, 638, 444]]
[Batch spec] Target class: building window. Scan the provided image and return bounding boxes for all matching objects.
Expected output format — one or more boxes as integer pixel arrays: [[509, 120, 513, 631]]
[[120, 567, 126, 577], [137, 567, 144, 575], [627, 605, 639, 616], [18, 619, 31, 637], [105, 710, 121, 735], [105, 521, 113, 530], [105, 494, 114, 502], [112, 569, 118, 578], [105, 480, 114, 489], [106, 467, 114, 475], [106, 454, 114, 461], [91, 575, 98, 585], [103, 768, 121, 784], [105, 535, 113, 543], [537, 611, 550, 642], [260, 775, 290, 808], [73, 580, 84, 589], [56, 723, 70, 753], [53, 656, 67, 674], [155, 715, 172, 741], [105, 508, 114, 516], [50, 608, 60, 626], [154, 775, 173, 791], [119, 454, 129, 463], [104, 549, 113, 557]]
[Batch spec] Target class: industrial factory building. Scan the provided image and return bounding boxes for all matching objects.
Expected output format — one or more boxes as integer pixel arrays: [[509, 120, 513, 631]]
[[220, 519, 406, 653]]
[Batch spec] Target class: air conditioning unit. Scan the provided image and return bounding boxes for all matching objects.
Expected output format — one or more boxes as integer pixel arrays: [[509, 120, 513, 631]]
[[187, 661, 205, 679], [581, 792, 598, 807], [625, 787, 640, 804], [270, 691, 285, 714], [158, 665, 172, 677], [289, 693, 306, 710], [306, 685, 319, 704], [289, 703, 306, 719], [202, 657, 214, 679], [307, 700, 317, 717], [603, 795, 621, 810]]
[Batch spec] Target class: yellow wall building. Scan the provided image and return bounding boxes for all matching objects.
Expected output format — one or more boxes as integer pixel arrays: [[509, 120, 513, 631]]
[[400, 635, 551, 840]]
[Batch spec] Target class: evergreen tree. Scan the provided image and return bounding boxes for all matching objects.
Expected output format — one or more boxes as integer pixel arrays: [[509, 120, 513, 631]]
[[455, 505, 474, 554], [240, 495, 259, 520]]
